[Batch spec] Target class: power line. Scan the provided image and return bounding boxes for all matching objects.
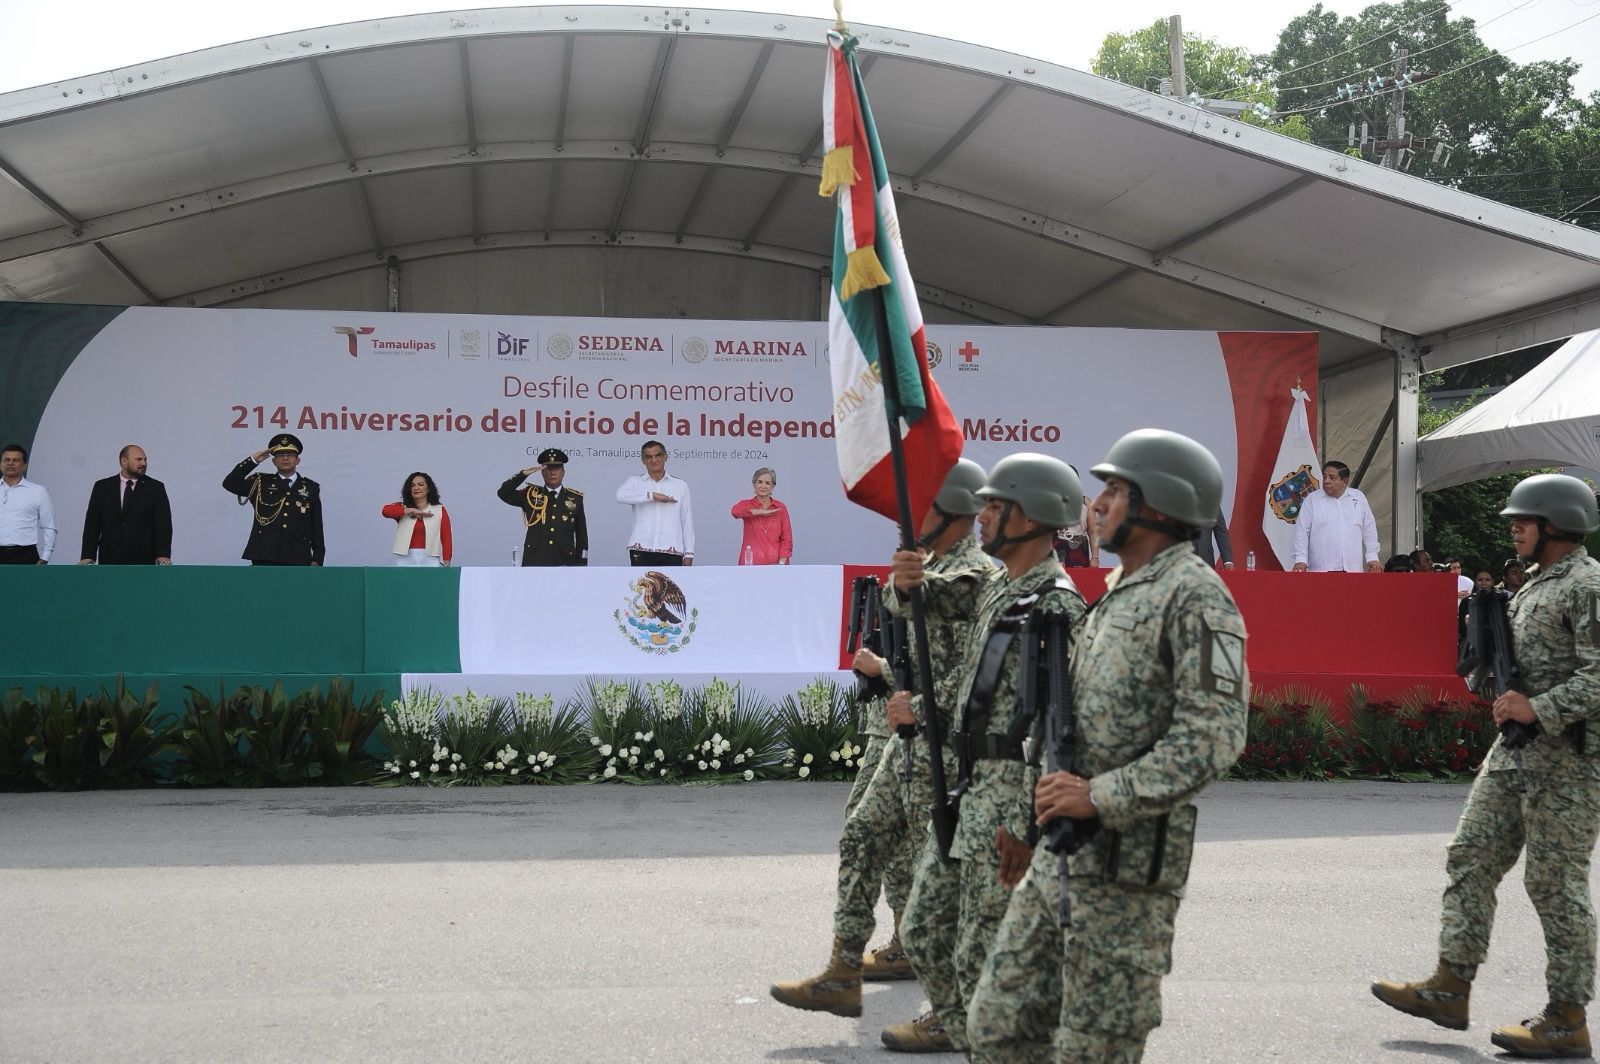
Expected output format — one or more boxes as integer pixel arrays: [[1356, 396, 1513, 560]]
[[1273, 8, 1600, 116]]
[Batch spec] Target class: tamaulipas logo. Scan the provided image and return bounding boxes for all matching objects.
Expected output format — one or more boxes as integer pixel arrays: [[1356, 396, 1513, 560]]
[[1268, 464, 1320, 523], [615, 570, 698, 654], [333, 326, 375, 356]]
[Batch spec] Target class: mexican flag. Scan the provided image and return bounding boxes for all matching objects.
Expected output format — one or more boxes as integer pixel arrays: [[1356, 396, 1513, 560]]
[[820, 30, 963, 524], [1261, 384, 1322, 569]]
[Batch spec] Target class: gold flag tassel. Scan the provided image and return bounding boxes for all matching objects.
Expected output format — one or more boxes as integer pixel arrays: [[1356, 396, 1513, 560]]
[[818, 144, 857, 198], [838, 245, 891, 302]]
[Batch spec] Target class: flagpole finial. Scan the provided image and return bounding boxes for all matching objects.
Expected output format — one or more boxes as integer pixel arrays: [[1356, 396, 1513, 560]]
[[833, 0, 847, 32], [1295, 374, 1302, 389]]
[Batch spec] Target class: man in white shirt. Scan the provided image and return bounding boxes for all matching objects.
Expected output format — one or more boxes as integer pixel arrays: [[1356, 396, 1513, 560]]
[[0, 443, 56, 565], [616, 439, 694, 566], [1291, 459, 1381, 573]]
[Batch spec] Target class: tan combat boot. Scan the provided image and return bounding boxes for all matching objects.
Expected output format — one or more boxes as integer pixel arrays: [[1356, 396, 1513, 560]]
[[1490, 1002, 1591, 1058], [1371, 959, 1471, 1030], [880, 1009, 958, 1053], [769, 937, 864, 1018], [863, 911, 916, 982]]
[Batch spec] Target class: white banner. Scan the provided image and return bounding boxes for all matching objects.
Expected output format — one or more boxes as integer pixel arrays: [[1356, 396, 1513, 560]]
[[458, 564, 845, 675], [28, 308, 1248, 566]]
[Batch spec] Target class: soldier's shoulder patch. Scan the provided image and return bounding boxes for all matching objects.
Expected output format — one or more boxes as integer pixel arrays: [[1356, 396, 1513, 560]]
[[1200, 608, 1246, 698]]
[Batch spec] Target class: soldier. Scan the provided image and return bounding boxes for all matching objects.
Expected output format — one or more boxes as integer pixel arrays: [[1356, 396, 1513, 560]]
[[1032, 428, 1248, 1062], [768, 460, 995, 1041], [222, 433, 325, 566], [1372, 473, 1600, 1059], [499, 447, 588, 566], [892, 454, 1087, 1055]]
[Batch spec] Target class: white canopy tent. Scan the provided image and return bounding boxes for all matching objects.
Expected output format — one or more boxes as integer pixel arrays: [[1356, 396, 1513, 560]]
[[1417, 330, 1600, 491]]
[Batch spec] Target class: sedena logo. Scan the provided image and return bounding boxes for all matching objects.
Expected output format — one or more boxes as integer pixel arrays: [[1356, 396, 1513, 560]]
[[333, 326, 375, 357]]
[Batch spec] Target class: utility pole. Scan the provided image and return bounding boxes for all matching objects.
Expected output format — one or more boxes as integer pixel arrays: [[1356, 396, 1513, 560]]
[[1381, 48, 1407, 169], [1168, 15, 1186, 99]]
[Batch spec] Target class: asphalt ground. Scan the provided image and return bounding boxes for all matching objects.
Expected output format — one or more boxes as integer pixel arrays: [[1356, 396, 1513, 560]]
[[0, 780, 1576, 1063]]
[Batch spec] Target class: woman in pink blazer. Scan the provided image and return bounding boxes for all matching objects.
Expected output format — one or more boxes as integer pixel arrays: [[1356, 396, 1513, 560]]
[[731, 467, 793, 565]]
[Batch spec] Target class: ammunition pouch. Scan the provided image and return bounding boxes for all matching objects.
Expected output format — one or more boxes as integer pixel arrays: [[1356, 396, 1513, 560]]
[[952, 730, 1026, 763], [1076, 805, 1197, 893]]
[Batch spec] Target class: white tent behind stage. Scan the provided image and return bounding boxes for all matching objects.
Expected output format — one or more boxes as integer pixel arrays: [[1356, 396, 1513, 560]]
[[1418, 331, 1600, 492]]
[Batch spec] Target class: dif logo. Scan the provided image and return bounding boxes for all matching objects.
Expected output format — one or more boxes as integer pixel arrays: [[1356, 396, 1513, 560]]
[[497, 332, 530, 359]]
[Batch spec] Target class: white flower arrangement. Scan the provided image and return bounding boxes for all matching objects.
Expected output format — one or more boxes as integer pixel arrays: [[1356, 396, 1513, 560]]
[[603, 765, 617, 779], [447, 688, 495, 730], [704, 677, 739, 725], [596, 681, 630, 725], [798, 765, 810, 778], [796, 679, 835, 726], [647, 678, 684, 721], [390, 689, 443, 738], [743, 769, 755, 781], [514, 691, 555, 727]]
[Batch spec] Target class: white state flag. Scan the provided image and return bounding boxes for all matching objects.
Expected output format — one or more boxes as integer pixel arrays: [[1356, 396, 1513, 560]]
[[1261, 385, 1322, 569]]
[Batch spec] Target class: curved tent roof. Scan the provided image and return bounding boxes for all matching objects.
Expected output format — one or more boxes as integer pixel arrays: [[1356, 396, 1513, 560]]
[[1418, 330, 1600, 491], [1, 5, 1598, 372]]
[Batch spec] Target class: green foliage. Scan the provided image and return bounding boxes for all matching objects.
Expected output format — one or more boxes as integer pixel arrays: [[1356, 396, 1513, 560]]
[[93, 679, 171, 788], [775, 678, 866, 781], [1261, 1, 1600, 228], [301, 679, 387, 786], [0, 688, 34, 790], [234, 683, 313, 786], [579, 678, 656, 782], [174, 685, 251, 786], [1233, 686, 1347, 779], [677, 678, 783, 783], [9, 681, 172, 791], [435, 690, 516, 785], [377, 688, 443, 783], [505, 695, 598, 785], [1093, 18, 1311, 140]]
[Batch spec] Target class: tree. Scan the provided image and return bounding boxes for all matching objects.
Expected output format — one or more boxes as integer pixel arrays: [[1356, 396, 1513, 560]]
[[1418, 379, 1525, 575], [1092, 21, 1311, 140], [1264, 1, 1600, 229]]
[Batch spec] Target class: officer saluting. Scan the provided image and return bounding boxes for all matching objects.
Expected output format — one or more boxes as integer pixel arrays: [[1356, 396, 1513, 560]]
[[498, 447, 587, 566], [222, 433, 325, 566]]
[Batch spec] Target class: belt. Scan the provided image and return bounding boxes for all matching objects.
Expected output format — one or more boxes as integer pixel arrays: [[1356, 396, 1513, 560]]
[[952, 730, 1025, 763]]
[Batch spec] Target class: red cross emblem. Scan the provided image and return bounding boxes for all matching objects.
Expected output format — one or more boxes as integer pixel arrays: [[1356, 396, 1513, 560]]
[[958, 341, 980, 364]]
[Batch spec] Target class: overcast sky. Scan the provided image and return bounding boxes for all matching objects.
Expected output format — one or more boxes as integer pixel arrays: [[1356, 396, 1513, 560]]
[[2, 0, 1596, 99]]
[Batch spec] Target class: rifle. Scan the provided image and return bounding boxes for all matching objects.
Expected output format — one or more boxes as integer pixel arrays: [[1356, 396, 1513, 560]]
[[845, 575, 869, 657], [1460, 588, 1537, 791], [1005, 607, 1097, 926], [883, 597, 914, 781]]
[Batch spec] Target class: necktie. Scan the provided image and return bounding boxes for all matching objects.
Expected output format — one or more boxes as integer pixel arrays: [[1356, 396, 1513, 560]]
[[121, 479, 133, 508]]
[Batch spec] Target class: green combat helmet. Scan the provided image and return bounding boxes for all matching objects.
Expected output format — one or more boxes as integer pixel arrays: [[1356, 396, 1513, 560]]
[[1500, 472, 1600, 565], [975, 452, 1082, 555], [1091, 428, 1223, 549], [917, 458, 988, 548]]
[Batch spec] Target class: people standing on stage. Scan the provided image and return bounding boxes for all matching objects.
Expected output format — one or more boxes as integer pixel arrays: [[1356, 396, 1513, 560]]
[[1195, 505, 1235, 570], [79, 444, 172, 566], [731, 467, 793, 565], [1032, 428, 1248, 1061], [617, 439, 694, 567], [499, 448, 587, 566], [222, 433, 325, 566], [383, 471, 452, 567], [0, 443, 55, 565], [1372, 473, 1600, 1058], [1051, 464, 1098, 568], [1291, 460, 1381, 572]]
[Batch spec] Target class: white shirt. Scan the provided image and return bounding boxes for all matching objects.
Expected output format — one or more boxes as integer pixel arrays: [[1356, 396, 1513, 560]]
[[616, 472, 695, 557], [1291, 486, 1379, 572], [0, 476, 57, 560]]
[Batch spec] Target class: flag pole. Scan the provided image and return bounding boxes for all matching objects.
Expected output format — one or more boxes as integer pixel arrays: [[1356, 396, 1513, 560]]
[[870, 298, 957, 859]]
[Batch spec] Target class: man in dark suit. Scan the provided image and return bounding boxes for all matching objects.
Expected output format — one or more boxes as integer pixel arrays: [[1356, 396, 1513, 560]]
[[1193, 505, 1234, 569], [222, 433, 325, 566], [498, 447, 587, 566], [79, 444, 173, 565]]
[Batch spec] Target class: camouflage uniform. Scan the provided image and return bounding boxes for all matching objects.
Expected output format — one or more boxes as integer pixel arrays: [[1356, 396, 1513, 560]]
[[939, 554, 1086, 1053], [1441, 547, 1600, 1005], [845, 694, 890, 822], [835, 535, 996, 945], [1058, 543, 1248, 1062], [968, 844, 1064, 1062]]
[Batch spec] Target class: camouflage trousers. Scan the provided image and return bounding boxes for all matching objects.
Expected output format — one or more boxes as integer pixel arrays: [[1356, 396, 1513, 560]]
[[844, 734, 890, 820], [1440, 766, 1600, 1003], [902, 832, 968, 1050], [954, 819, 1027, 1051], [967, 846, 1064, 1063], [1056, 882, 1180, 1063], [833, 734, 924, 942]]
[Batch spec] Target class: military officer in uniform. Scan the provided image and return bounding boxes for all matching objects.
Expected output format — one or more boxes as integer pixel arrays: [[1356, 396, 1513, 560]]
[[1033, 429, 1249, 1062], [222, 433, 325, 566], [1373, 473, 1600, 1059], [499, 448, 587, 566]]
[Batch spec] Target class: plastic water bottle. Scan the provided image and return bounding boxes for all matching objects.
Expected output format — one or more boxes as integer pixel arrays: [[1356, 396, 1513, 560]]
[[743, 545, 754, 566], [1245, 551, 1256, 571], [510, 547, 520, 567]]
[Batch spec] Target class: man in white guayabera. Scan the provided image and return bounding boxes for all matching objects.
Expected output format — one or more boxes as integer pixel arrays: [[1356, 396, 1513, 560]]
[[616, 439, 695, 567], [1291, 459, 1381, 573]]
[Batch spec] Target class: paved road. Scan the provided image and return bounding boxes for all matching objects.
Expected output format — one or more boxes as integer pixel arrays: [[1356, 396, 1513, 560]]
[[0, 781, 1574, 1062]]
